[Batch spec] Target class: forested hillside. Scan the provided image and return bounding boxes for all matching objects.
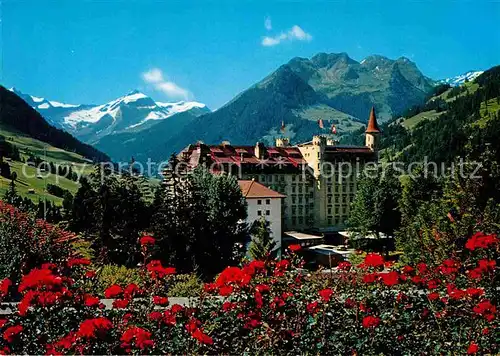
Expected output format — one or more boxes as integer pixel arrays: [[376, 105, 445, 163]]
[[379, 65, 500, 163]]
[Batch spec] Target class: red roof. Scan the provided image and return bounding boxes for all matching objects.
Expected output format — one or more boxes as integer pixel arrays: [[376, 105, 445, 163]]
[[238, 180, 285, 199], [366, 107, 381, 133]]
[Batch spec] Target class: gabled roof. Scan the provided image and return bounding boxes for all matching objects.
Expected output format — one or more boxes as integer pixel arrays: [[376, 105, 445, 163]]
[[238, 180, 285, 199], [365, 107, 381, 133]]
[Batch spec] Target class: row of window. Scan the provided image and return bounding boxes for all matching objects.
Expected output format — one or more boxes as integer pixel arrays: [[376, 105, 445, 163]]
[[257, 210, 271, 216], [257, 199, 271, 205]]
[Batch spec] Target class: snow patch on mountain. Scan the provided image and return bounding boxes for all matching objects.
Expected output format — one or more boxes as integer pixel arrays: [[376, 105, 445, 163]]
[[440, 71, 484, 87]]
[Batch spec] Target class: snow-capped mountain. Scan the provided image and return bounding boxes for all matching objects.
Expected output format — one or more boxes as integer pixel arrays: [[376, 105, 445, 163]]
[[439, 71, 484, 87], [9, 88, 209, 144]]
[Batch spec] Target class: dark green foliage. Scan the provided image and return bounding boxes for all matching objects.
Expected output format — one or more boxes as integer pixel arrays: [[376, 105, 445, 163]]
[[348, 165, 401, 239], [46, 183, 71, 198], [151, 157, 247, 277], [69, 168, 151, 266], [248, 217, 276, 260]]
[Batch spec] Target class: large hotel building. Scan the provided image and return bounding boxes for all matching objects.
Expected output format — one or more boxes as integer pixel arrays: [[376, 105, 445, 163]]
[[172, 108, 380, 234]]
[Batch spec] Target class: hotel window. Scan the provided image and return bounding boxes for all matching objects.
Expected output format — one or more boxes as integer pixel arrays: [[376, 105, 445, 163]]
[[298, 196, 303, 204], [292, 217, 297, 225], [261, 175, 266, 182], [309, 192, 314, 199], [292, 186, 296, 193], [257, 211, 262, 216], [292, 197, 296, 204], [327, 186, 332, 193], [292, 207, 297, 215], [257, 200, 262, 205], [266, 210, 270, 216], [298, 217, 304, 224], [328, 217, 332, 225], [335, 206, 339, 214], [266, 199, 270, 205], [298, 186, 303, 193]]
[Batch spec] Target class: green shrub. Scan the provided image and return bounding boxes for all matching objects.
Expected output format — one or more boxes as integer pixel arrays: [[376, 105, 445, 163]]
[[95, 265, 144, 296], [168, 273, 203, 297]]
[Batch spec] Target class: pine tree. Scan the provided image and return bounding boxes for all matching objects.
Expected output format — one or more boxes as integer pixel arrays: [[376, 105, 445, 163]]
[[248, 218, 276, 261]]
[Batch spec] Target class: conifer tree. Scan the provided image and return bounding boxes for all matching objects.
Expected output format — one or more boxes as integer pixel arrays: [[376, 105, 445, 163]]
[[248, 217, 275, 261]]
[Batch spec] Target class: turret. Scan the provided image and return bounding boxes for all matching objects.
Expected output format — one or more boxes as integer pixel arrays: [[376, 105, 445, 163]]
[[365, 107, 381, 151], [276, 137, 290, 147]]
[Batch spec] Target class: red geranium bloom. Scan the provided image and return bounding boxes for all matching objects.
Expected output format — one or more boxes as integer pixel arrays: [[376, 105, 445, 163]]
[[427, 292, 440, 301], [466, 288, 484, 298], [67, 258, 91, 268], [0, 279, 12, 298], [402, 265, 414, 274], [380, 271, 399, 286], [3, 325, 22, 342], [192, 328, 213, 345], [337, 261, 352, 270], [219, 285, 234, 296], [465, 232, 498, 250], [363, 253, 384, 268], [18, 268, 62, 292], [113, 299, 129, 309], [140, 235, 155, 246], [319, 288, 333, 302], [288, 244, 301, 252], [0, 320, 6, 328], [84, 294, 100, 307], [124, 283, 141, 299], [171, 304, 184, 313], [104, 284, 123, 298], [77, 317, 113, 339], [473, 300, 496, 322], [85, 270, 97, 278], [306, 301, 319, 314], [467, 342, 479, 354], [222, 301, 236, 312], [152, 296, 169, 306], [255, 284, 270, 293], [363, 273, 377, 284], [121, 326, 154, 350], [362, 315, 380, 328]]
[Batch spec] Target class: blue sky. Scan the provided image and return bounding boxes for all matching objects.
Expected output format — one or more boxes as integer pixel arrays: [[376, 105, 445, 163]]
[[2, 0, 499, 109]]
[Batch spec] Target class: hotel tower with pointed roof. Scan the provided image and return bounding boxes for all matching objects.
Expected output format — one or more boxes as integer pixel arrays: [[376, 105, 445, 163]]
[[168, 108, 380, 233]]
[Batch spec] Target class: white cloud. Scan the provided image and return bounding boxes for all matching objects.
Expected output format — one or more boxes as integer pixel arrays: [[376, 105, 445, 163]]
[[264, 16, 272, 31], [261, 25, 312, 47], [142, 68, 189, 100]]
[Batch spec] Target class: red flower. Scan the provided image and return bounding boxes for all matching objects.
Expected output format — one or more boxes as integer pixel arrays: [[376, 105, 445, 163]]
[[77, 317, 113, 339], [473, 300, 496, 322], [362, 315, 380, 328], [146, 260, 176, 279], [288, 244, 301, 252], [104, 284, 123, 298], [216, 267, 251, 287], [306, 301, 319, 314], [67, 258, 91, 267], [337, 261, 352, 270], [363, 273, 377, 284], [84, 294, 100, 307], [3, 325, 22, 342], [113, 299, 129, 309], [427, 292, 440, 301], [255, 284, 270, 293], [124, 283, 141, 299], [222, 301, 236, 312], [380, 271, 399, 286], [466, 288, 484, 298], [363, 253, 384, 268], [18, 268, 62, 292], [319, 288, 333, 302], [171, 304, 184, 313], [0, 279, 12, 298], [402, 265, 414, 274], [0, 320, 6, 328], [219, 285, 234, 296], [192, 328, 213, 345], [121, 326, 154, 350], [467, 342, 479, 354], [140, 235, 155, 246], [153, 296, 169, 306], [85, 270, 97, 278], [465, 232, 498, 250]]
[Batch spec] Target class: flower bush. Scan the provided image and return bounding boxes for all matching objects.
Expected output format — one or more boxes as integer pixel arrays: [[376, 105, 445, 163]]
[[0, 202, 498, 355]]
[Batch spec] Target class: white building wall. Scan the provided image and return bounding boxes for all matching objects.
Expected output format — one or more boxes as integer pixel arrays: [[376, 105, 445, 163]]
[[246, 197, 282, 251]]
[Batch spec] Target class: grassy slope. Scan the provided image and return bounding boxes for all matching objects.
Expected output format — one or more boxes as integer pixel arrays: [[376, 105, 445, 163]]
[[0, 124, 95, 204]]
